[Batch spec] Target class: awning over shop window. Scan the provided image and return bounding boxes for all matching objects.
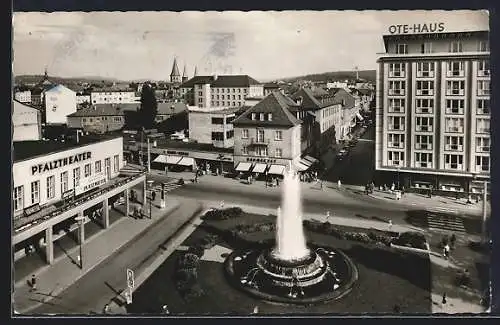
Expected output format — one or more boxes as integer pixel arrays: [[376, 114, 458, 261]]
[[166, 155, 182, 165], [153, 155, 167, 163], [268, 164, 285, 175], [178, 157, 195, 166], [252, 163, 268, 173], [304, 155, 319, 165], [296, 161, 311, 172], [356, 112, 364, 121], [235, 162, 252, 172]]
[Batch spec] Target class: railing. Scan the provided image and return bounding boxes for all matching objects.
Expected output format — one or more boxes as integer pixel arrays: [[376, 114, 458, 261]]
[[388, 106, 404, 113], [477, 89, 490, 96], [446, 70, 465, 78], [416, 125, 432, 132], [476, 108, 490, 115], [389, 142, 404, 148], [445, 144, 464, 151], [391, 160, 401, 166], [388, 125, 404, 131], [445, 164, 463, 170], [478, 70, 490, 77], [446, 126, 464, 133], [416, 71, 434, 78], [446, 89, 465, 96], [388, 71, 405, 78], [13, 171, 146, 231], [388, 89, 405, 96], [416, 89, 434, 96], [416, 107, 432, 114], [445, 108, 464, 115], [478, 127, 490, 134], [415, 162, 431, 168], [251, 137, 270, 145], [476, 146, 490, 153], [415, 143, 432, 150]]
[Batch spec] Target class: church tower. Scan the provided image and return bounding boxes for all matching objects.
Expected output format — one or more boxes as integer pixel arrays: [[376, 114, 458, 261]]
[[182, 64, 188, 83], [193, 66, 198, 77], [170, 58, 181, 83]]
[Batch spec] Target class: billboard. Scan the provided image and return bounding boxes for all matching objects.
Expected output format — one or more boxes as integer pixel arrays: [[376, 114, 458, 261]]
[[75, 172, 107, 196]]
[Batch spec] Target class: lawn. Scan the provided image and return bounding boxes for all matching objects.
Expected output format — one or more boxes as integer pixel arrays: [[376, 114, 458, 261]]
[[126, 210, 432, 315]]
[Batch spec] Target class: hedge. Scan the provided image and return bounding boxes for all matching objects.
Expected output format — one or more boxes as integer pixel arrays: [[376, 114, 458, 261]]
[[202, 207, 244, 220]]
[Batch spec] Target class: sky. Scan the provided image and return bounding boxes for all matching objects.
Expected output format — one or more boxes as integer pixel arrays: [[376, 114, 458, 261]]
[[12, 10, 489, 82]]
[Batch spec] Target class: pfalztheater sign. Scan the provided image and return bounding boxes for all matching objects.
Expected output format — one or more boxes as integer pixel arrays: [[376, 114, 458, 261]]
[[388, 23, 445, 35], [31, 152, 92, 175]]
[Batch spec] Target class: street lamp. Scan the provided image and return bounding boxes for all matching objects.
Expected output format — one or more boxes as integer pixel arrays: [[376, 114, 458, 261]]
[[396, 166, 401, 190], [74, 215, 85, 269], [147, 180, 155, 219]]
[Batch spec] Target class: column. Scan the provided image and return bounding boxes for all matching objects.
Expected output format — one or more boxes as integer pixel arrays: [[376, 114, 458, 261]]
[[103, 199, 109, 229], [45, 226, 54, 265], [160, 183, 166, 208], [125, 188, 130, 217], [78, 212, 85, 244]]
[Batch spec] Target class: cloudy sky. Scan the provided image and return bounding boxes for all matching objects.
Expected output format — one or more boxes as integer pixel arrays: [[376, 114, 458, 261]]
[[13, 10, 489, 81]]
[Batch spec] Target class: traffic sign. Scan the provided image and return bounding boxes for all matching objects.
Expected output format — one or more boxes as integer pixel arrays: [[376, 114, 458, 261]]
[[127, 268, 135, 289]]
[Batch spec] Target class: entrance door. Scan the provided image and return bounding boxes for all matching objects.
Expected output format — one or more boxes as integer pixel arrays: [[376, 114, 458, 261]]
[[105, 157, 111, 181]]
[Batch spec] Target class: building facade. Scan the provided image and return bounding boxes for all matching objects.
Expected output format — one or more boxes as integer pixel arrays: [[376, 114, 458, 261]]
[[375, 30, 490, 194], [13, 100, 42, 142], [188, 107, 238, 149], [15, 90, 32, 103], [44, 84, 77, 125], [90, 88, 137, 104], [232, 92, 302, 175]]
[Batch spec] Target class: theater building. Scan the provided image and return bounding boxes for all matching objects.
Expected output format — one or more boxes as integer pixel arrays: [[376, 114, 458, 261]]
[[375, 28, 490, 194], [12, 135, 147, 264]]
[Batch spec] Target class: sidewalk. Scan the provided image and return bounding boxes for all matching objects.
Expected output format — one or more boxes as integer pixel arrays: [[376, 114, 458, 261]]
[[14, 194, 181, 314]]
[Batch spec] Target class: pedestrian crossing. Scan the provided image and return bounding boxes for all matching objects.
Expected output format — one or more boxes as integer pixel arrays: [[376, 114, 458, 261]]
[[426, 212, 466, 233]]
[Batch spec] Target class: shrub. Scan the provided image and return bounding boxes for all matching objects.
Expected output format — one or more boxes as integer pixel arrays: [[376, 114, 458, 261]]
[[393, 231, 428, 250], [179, 252, 200, 269], [198, 234, 218, 249], [188, 245, 205, 258], [225, 207, 243, 218]]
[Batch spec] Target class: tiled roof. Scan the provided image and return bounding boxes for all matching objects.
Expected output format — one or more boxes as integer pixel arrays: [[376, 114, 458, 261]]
[[91, 87, 135, 93], [211, 75, 261, 88], [263, 82, 280, 89], [157, 102, 188, 115], [233, 92, 301, 128], [357, 88, 373, 95], [180, 76, 215, 88]]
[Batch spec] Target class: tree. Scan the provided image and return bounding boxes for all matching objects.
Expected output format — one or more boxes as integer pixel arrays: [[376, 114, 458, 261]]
[[138, 83, 158, 129]]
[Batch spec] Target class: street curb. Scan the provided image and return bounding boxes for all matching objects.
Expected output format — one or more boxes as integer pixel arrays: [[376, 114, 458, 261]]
[[107, 205, 209, 314], [17, 202, 181, 314]]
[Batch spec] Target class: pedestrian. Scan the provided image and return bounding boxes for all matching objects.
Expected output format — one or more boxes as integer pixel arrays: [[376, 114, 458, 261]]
[[388, 219, 393, 230], [103, 304, 110, 314], [216, 167, 219, 176], [442, 293, 447, 305], [401, 186, 405, 196], [390, 182, 395, 192], [30, 274, 37, 292], [320, 180, 323, 190], [370, 182, 375, 194], [252, 306, 259, 314], [276, 178, 280, 186], [450, 234, 456, 249], [162, 304, 170, 314], [428, 188, 432, 198], [443, 243, 450, 259], [326, 211, 330, 222], [475, 195, 479, 204], [337, 179, 341, 189]]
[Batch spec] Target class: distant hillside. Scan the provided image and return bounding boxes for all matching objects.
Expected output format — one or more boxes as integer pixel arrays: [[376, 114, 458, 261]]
[[14, 75, 126, 86], [280, 70, 376, 84]]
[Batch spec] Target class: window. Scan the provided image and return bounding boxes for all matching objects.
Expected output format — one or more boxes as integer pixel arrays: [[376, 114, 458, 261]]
[[113, 155, 119, 173], [388, 116, 405, 131], [198, 91, 202, 96], [211, 132, 224, 141], [446, 81, 465, 96], [242, 129, 249, 139], [415, 153, 433, 168], [387, 151, 404, 166], [388, 99, 405, 113], [476, 156, 490, 172], [445, 99, 465, 114], [46, 175, 55, 200], [211, 117, 224, 124], [275, 130, 283, 141], [445, 136, 464, 151], [84, 163, 92, 177], [61, 171, 68, 193], [95, 160, 102, 174], [242, 146, 248, 155], [416, 117, 433, 132], [251, 113, 256, 120], [478, 60, 490, 77], [268, 113, 272, 121], [449, 41, 463, 53], [476, 118, 490, 134], [221, 95, 225, 100], [416, 99, 433, 114], [395, 44, 408, 54], [259, 113, 264, 121], [30, 180, 40, 205], [477, 81, 490, 96], [420, 42, 432, 54], [275, 148, 283, 158], [389, 63, 405, 77], [476, 137, 490, 153], [73, 167, 80, 188], [447, 61, 465, 77], [445, 117, 464, 133], [477, 99, 490, 115], [478, 40, 489, 52], [445, 154, 463, 170], [255, 147, 268, 157], [13, 186, 24, 212], [388, 81, 405, 96], [226, 130, 234, 139], [415, 135, 433, 150], [388, 133, 405, 148], [416, 81, 434, 96], [257, 129, 265, 142], [416, 62, 434, 78]]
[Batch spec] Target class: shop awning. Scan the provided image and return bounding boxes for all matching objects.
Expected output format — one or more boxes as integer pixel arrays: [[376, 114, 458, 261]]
[[177, 157, 195, 166], [299, 158, 313, 168], [235, 162, 252, 172], [296, 161, 311, 172], [356, 112, 364, 121], [166, 155, 182, 165], [303, 155, 319, 165], [252, 163, 268, 174], [268, 164, 285, 175], [153, 155, 167, 163]]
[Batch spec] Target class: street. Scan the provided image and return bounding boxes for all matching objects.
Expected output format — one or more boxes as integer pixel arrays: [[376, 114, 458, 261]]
[[31, 198, 201, 314]]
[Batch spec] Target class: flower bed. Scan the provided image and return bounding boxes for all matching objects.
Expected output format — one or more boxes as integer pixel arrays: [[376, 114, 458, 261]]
[[202, 207, 244, 221]]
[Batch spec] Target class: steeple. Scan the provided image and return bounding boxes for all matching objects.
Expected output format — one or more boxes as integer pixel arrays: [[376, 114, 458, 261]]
[[170, 58, 181, 83], [194, 66, 198, 77], [182, 64, 188, 83], [44, 66, 48, 79]]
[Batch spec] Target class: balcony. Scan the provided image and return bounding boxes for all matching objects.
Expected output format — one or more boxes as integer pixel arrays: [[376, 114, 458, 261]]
[[478, 70, 490, 77], [476, 146, 490, 153], [415, 162, 432, 168], [446, 89, 465, 96], [445, 144, 464, 151], [445, 164, 463, 170], [416, 71, 434, 78], [445, 108, 464, 115], [251, 137, 270, 145], [477, 89, 490, 96], [388, 106, 404, 113], [416, 89, 434, 96], [416, 107, 432, 114], [415, 143, 432, 150], [476, 108, 490, 115], [388, 71, 405, 78], [388, 125, 404, 131], [388, 89, 405, 96], [477, 127, 490, 134], [446, 126, 464, 133], [389, 142, 404, 148], [416, 125, 432, 132], [446, 70, 465, 78]]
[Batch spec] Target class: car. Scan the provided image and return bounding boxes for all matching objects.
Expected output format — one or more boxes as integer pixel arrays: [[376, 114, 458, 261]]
[[336, 149, 348, 158]]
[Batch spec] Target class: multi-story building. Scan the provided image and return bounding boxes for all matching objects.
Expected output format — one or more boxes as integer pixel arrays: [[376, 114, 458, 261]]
[[181, 75, 263, 108], [232, 92, 302, 176], [13, 100, 42, 142], [90, 88, 138, 105], [76, 92, 91, 105], [187, 107, 239, 149], [375, 29, 490, 194], [44, 84, 77, 125], [14, 89, 32, 103], [263, 82, 281, 96], [330, 88, 362, 140]]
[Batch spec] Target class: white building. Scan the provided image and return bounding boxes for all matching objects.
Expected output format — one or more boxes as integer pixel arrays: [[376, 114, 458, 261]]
[[76, 94, 91, 105], [13, 100, 42, 142], [15, 90, 32, 103], [188, 106, 238, 149], [327, 80, 349, 89], [90, 88, 137, 104], [44, 85, 77, 124]]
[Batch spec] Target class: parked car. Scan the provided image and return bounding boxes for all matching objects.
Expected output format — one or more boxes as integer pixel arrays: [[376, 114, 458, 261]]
[[336, 149, 348, 159]]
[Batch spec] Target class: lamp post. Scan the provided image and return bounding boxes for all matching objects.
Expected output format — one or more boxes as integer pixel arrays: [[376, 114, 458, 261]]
[[74, 215, 85, 269], [146, 136, 151, 173], [397, 166, 401, 190], [147, 180, 154, 219]]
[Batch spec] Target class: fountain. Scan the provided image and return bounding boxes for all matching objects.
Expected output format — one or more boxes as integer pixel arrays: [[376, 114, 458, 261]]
[[224, 167, 358, 304]]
